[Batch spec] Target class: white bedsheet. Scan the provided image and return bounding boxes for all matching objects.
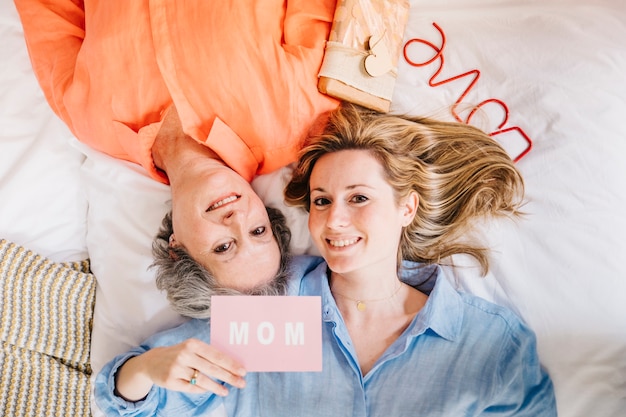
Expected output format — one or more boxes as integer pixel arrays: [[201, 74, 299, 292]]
[[0, 0, 87, 262], [1, 0, 625, 416]]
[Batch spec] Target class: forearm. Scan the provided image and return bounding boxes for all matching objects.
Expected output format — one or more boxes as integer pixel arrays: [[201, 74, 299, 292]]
[[114, 353, 155, 402], [14, 0, 85, 127], [94, 348, 161, 417]]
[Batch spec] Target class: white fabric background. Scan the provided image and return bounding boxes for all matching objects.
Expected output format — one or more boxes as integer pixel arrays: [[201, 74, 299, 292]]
[[1, 0, 625, 416]]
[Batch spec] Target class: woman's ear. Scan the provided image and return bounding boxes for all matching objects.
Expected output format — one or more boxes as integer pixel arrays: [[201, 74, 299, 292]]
[[400, 191, 419, 227], [168, 234, 181, 260]]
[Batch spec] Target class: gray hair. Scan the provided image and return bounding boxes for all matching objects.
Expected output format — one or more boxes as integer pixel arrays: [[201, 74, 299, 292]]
[[151, 206, 292, 319]]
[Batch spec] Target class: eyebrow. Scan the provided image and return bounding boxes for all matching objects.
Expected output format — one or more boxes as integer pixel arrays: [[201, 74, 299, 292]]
[[311, 184, 375, 193]]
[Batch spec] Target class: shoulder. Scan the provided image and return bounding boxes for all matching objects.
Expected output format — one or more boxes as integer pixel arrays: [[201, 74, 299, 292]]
[[427, 272, 536, 350], [283, 255, 328, 296], [448, 280, 536, 355], [459, 291, 534, 345], [425, 274, 555, 413], [285, 256, 326, 291], [289, 254, 326, 273]]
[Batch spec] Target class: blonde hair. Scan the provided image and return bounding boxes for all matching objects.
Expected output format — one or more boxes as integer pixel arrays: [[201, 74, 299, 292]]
[[284, 103, 524, 275]]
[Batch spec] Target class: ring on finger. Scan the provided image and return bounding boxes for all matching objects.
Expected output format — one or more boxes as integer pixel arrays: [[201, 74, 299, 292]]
[[190, 368, 199, 385]]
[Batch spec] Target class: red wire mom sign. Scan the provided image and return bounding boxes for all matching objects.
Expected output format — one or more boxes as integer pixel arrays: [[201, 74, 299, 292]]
[[403, 22, 532, 162]]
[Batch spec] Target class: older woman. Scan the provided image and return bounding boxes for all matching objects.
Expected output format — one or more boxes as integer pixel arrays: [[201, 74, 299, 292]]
[[14, 0, 339, 292]]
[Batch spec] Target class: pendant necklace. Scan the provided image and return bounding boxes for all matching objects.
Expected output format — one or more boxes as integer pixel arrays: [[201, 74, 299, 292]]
[[332, 281, 403, 312]]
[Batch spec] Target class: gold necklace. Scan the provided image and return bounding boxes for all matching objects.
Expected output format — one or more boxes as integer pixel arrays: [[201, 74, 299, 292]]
[[331, 281, 403, 312]]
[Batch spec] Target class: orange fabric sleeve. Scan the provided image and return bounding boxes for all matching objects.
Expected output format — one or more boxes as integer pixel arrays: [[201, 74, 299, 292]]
[[151, 0, 339, 177], [14, 0, 85, 135], [14, 0, 339, 184]]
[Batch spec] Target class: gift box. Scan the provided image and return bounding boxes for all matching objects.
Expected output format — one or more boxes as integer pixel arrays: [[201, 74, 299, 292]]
[[318, 0, 410, 113]]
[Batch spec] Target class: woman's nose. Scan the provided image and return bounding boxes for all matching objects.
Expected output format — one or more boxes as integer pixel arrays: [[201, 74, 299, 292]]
[[222, 209, 243, 224], [326, 203, 349, 229]]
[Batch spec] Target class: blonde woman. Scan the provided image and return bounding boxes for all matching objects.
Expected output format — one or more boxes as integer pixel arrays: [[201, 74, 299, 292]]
[[95, 103, 556, 416]]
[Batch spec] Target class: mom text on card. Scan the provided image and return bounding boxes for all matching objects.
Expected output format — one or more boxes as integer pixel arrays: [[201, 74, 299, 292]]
[[210, 295, 322, 372], [229, 321, 305, 346]]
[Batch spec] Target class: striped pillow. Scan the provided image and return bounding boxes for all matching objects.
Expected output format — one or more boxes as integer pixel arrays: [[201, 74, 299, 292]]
[[0, 239, 96, 416]]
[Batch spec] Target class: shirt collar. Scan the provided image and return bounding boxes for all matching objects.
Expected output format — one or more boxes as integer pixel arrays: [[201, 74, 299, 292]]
[[405, 264, 464, 342], [299, 261, 335, 321], [300, 259, 464, 342]]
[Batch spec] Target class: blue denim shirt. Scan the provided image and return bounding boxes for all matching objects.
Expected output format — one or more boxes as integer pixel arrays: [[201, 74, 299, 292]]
[[95, 256, 557, 416]]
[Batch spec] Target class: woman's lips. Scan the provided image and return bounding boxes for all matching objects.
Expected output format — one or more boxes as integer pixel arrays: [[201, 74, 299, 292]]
[[206, 194, 240, 212], [326, 237, 360, 248]]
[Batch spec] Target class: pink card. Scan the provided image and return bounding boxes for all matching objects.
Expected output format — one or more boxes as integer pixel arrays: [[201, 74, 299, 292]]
[[210, 296, 322, 372]]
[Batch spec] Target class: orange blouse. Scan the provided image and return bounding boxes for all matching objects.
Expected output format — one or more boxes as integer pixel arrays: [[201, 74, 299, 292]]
[[15, 0, 339, 183]]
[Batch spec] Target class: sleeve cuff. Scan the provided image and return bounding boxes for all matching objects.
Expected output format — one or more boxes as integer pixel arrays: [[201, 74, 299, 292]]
[[94, 352, 159, 415]]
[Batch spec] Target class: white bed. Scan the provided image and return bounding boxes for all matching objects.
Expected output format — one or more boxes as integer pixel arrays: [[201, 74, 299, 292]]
[[1, 0, 625, 416]]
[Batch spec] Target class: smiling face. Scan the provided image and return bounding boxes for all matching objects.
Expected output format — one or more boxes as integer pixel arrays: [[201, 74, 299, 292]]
[[308, 149, 418, 276], [170, 164, 280, 292]]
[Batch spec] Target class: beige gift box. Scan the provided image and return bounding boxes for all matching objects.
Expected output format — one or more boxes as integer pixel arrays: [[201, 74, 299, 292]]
[[318, 0, 410, 113]]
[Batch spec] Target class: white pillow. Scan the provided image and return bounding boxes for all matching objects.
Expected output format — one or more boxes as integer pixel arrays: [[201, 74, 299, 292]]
[[73, 141, 184, 376]]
